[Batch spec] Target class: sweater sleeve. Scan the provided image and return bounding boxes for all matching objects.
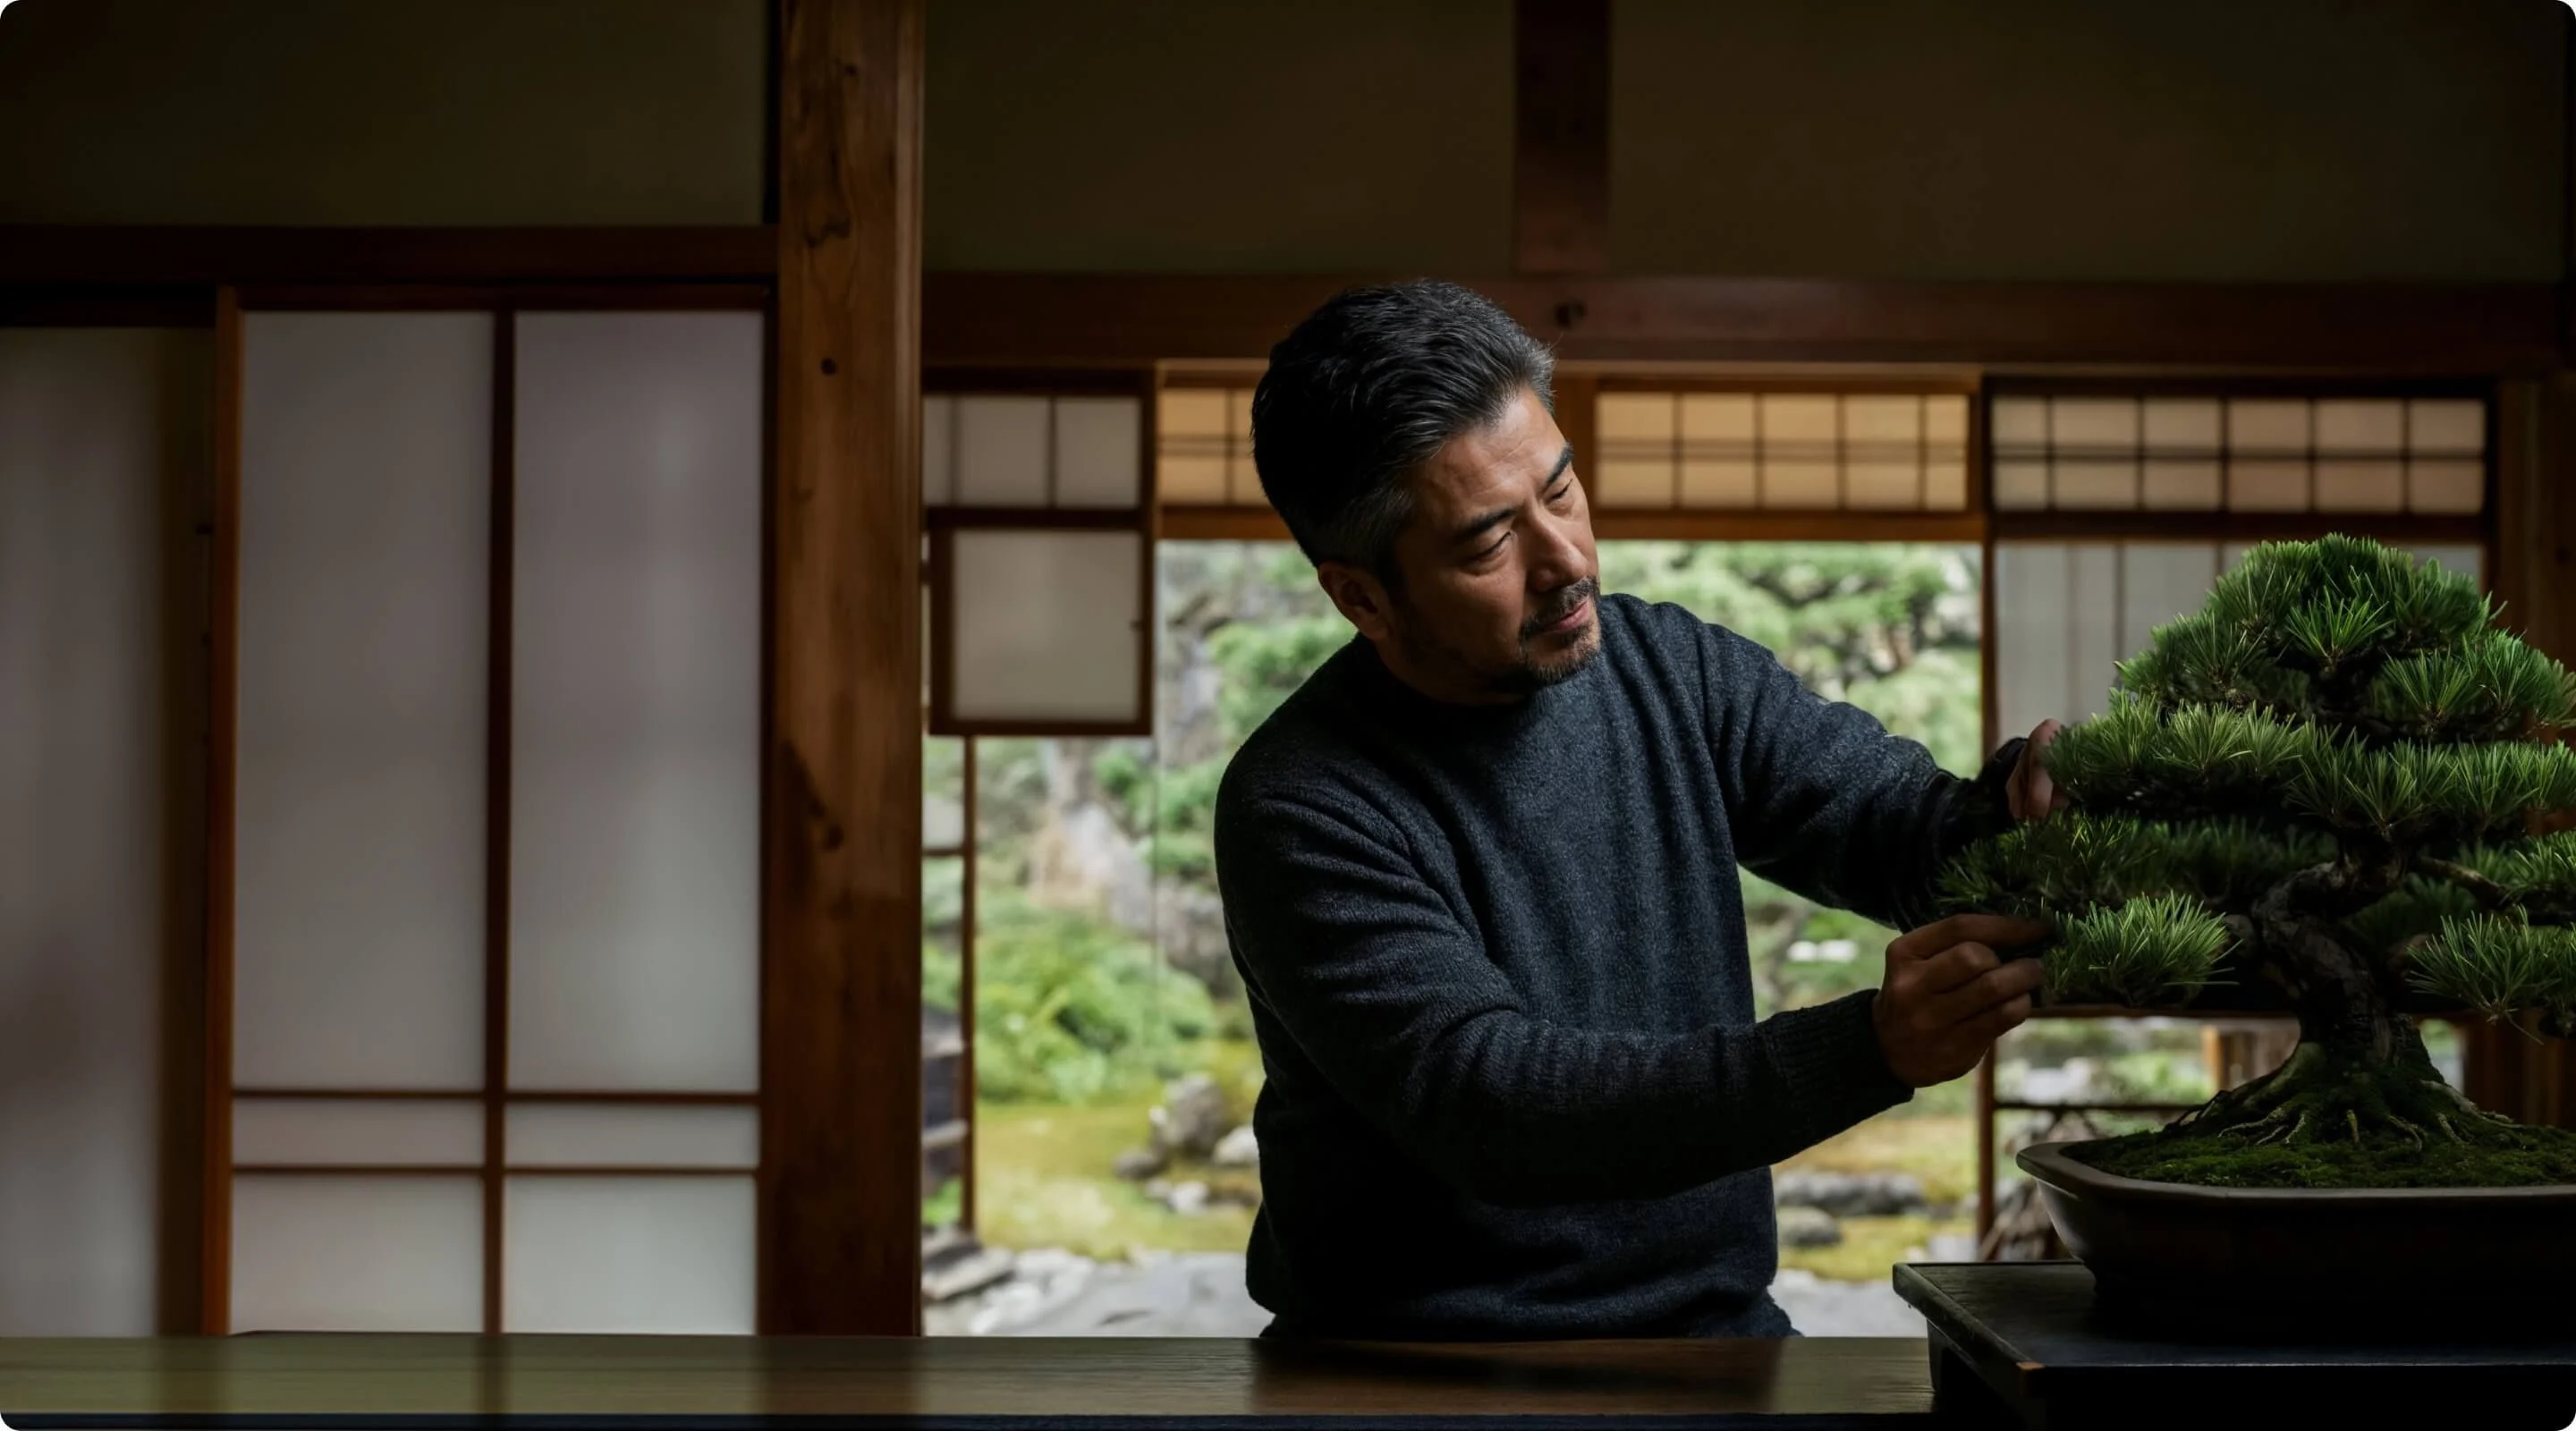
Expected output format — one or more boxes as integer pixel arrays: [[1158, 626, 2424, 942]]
[[1698, 621, 2021, 932], [1214, 781, 1911, 1207]]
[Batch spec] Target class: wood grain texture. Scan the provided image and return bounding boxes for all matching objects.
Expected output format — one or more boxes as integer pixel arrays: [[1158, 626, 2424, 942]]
[[199, 288, 243, 1335], [484, 309, 517, 1335], [1513, 0, 1609, 275], [0, 227, 776, 284], [0, 1335, 1937, 1423], [767, 0, 926, 1335], [924, 275, 2564, 372]]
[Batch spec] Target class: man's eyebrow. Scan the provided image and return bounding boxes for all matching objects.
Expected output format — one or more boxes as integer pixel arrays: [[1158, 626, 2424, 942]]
[[1448, 446, 1577, 546]]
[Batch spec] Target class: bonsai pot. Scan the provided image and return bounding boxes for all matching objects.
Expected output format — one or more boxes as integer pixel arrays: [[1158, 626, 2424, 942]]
[[2017, 1141, 2576, 1338]]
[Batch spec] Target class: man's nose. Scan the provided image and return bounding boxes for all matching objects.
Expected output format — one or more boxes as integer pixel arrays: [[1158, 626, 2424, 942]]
[[1525, 511, 1589, 589]]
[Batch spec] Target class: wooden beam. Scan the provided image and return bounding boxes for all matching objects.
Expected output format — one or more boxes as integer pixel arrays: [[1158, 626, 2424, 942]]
[[766, 0, 926, 1335], [0, 227, 777, 285], [200, 288, 243, 1334], [923, 275, 2565, 373], [1513, 0, 1610, 275]]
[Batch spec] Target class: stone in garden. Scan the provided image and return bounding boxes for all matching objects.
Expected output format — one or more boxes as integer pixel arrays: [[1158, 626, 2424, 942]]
[[1775, 1206, 1843, 1248], [1211, 1124, 1259, 1168], [1112, 1147, 1168, 1181], [1149, 1073, 1232, 1159], [1165, 1180, 1211, 1216], [1773, 1170, 1928, 1218]]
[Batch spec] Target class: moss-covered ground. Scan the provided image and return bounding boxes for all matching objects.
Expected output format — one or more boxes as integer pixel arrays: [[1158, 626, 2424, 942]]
[[2073, 1119, 2576, 1189]]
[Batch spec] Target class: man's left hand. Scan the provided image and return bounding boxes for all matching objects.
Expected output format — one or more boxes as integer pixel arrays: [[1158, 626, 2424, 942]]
[[2007, 719, 2070, 823]]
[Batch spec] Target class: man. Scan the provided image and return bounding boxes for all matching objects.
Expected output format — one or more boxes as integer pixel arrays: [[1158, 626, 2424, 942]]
[[1213, 281, 2063, 1341]]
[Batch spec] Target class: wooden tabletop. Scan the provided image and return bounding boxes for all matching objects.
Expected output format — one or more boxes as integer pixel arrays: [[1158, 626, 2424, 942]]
[[0, 1334, 1942, 1427]]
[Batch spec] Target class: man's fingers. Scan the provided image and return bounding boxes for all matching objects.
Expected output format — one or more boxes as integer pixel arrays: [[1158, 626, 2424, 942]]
[[1925, 958, 2047, 1026], [1957, 994, 2036, 1046], [1889, 913, 2051, 962], [1910, 942, 1999, 997]]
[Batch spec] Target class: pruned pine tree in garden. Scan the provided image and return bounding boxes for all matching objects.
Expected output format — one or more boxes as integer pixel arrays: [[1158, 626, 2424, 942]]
[[1940, 536, 2576, 1184]]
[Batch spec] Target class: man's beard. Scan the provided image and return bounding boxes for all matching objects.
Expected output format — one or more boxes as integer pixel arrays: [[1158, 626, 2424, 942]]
[[1394, 577, 1601, 700]]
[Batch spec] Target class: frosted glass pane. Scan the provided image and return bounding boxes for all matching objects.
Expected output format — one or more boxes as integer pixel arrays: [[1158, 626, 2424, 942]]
[[955, 395, 1050, 505], [1054, 397, 1142, 508], [1678, 394, 1754, 506], [1840, 397, 1919, 509], [1156, 390, 1229, 503], [1597, 392, 1675, 441], [2227, 399, 2309, 454], [232, 1174, 480, 1332], [2118, 546, 2222, 656], [2227, 459, 2309, 512], [1843, 461, 1919, 510], [2315, 460, 2404, 512], [1992, 461, 2049, 510], [2050, 398, 2138, 454], [506, 1104, 757, 1168], [2069, 546, 2122, 720], [504, 1176, 754, 1333], [2052, 459, 2137, 510], [0, 327, 208, 1334], [2315, 400, 2404, 453], [232, 1098, 483, 1166], [235, 311, 490, 1090], [1988, 396, 2048, 449], [2408, 400, 2487, 455], [2142, 398, 2223, 453], [510, 312, 760, 1093], [1994, 545, 2069, 749], [921, 394, 955, 506], [1593, 458, 1674, 508], [2141, 461, 2222, 510], [952, 529, 1144, 724], [2409, 460, 2485, 514], [1225, 388, 1262, 504]]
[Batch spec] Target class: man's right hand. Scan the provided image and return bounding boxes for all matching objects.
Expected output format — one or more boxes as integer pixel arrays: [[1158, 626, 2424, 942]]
[[1872, 914, 2050, 1088]]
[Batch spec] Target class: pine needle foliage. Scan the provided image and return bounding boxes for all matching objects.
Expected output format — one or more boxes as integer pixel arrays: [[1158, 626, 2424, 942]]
[[1945, 538, 2576, 1020]]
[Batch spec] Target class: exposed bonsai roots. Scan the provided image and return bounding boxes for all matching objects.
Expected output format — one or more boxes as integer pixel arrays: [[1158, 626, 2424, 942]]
[[2174, 1042, 2510, 1149]]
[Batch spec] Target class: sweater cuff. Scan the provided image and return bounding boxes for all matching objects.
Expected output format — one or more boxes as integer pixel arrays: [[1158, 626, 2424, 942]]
[[1760, 990, 1912, 1148]]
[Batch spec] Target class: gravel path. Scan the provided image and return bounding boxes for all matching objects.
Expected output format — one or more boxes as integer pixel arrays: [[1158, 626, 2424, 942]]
[[925, 1250, 1925, 1338]]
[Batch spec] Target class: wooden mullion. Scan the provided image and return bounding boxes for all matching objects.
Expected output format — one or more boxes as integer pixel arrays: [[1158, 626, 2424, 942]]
[[483, 307, 517, 1336], [201, 286, 244, 1335]]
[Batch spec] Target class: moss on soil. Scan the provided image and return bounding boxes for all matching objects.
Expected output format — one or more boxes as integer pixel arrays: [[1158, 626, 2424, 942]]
[[2071, 1120, 2576, 1190]]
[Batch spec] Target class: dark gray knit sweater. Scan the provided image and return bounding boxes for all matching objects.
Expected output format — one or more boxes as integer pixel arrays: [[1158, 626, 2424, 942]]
[[1212, 593, 2020, 1340]]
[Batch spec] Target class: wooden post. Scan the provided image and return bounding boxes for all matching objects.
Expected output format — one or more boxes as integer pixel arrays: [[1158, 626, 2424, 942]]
[[199, 288, 242, 1334], [766, 0, 927, 1334]]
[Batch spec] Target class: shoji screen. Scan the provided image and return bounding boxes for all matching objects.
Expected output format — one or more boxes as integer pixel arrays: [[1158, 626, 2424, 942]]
[[1994, 543, 2486, 742], [226, 304, 763, 1334], [925, 380, 1153, 734], [1593, 386, 1973, 512], [0, 326, 211, 1334]]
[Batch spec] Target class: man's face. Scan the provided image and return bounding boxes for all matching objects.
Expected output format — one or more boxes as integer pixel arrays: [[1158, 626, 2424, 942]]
[[1323, 386, 1602, 704]]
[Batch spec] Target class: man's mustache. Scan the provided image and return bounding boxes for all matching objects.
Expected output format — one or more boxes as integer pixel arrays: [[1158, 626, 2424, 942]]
[[1521, 578, 1599, 637]]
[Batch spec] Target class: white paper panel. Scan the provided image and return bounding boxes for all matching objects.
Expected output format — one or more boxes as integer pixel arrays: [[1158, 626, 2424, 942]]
[[0, 328, 208, 1334], [2068, 546, 2122, 722], [2053, 458, 2136, 510], [2140, 460, 2222, 510], [232, 1174, 481, 1332], [235, 312, 491, 1090], [2315, 460, 2405, 512], [2142, 398, 2223, 452], [510, 312, 760, 1093], [1678, 394, 1756, 507], [1593, 457, 1674, 508], [2050, 399, 2137, 453], [949, 529, 1144, 723], [2118, 546, 2222, 656], [1843, 460, 1919, 509], [2316, 400, 2405, 453], [1991, 460, 2049, 510], [232, 1098, 484, 1166], [506, 1103, 758, 1168], [1988, 396, 2048, 448], [1994, 545, 2069, 749], [504, 1176, 755, 1333], [2227, 458, 2309, 511], [1053, 397, 1142, 507], [955, 395, 1051, 506], [1154, 389, 1230, 504], [921, 394, 956, 506], [2408, 400, 2487, 455], [2227, 400, 2309, 454], [2409, 460, 2486, 514]]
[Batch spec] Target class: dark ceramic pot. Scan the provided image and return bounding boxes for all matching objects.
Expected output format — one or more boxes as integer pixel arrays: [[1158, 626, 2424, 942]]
[[2017, 1141, 2576, 1338]]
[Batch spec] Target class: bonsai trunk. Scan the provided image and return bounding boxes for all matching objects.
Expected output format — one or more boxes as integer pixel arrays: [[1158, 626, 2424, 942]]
[[2175, 858, 2500, 1147]]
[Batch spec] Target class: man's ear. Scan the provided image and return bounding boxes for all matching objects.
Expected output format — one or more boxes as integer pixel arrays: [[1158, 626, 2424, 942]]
[[1316, 561, 1396, 643]]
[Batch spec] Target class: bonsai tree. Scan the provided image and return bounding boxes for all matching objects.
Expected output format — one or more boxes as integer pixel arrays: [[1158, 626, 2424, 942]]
[[1940, 536, 2576, 1181]]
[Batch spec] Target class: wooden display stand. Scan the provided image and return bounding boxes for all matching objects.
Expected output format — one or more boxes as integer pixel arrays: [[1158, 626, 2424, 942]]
[[1895, 1262, 2576, 1430]]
